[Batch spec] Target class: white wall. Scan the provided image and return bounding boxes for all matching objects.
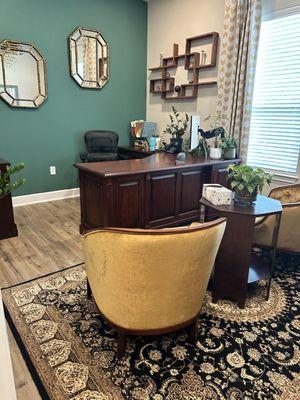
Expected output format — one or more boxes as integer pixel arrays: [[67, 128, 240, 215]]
[[147, 0, 226, 142]]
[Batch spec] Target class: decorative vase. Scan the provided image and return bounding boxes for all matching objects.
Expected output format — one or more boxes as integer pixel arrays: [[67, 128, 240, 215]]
[[209, 147, 222, 159], [234, 186, 258, 205], [224, 148, 236, 160]]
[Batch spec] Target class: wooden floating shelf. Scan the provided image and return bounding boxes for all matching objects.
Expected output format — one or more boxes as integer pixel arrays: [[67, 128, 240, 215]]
[[165, 95, 197, 100], [182, 81, 218, 87], [150, 77, 175, 94], [149, 32, 219, 101]]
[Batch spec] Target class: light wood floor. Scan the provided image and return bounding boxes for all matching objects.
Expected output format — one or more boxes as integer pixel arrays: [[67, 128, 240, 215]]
[[0, 198, 83, 399]]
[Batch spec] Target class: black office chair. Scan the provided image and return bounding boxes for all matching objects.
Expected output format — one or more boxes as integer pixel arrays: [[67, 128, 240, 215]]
[[80, 131, 119, 162]]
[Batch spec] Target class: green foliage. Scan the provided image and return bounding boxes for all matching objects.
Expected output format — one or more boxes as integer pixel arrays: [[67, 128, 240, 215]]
[[204, 113, 226, 130], [190, 138, 209, 158], [221, 136, 237, 150], [163, 106, 189, 138], [227, 164, 273, 195], [0, 163, 25, 200], [204, 113, 226, 147]]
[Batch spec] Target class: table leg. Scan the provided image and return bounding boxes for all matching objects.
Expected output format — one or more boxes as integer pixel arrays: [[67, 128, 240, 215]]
[[212, 213, 255, 308], [266, 212, 282, 300]]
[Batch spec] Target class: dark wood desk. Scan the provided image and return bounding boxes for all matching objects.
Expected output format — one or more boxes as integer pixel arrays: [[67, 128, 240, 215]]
[[200, 195, 282, 308], [0, 158, 18, 240], [75, 151, 239, 233]]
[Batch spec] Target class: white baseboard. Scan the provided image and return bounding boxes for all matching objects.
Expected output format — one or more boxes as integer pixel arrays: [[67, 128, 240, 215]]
[[12, 188, 80, 207]]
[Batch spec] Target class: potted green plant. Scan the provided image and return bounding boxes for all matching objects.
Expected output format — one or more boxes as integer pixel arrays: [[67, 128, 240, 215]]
[[221, 136, 237, 159], [227, 164, 272, 205], [0, 162, 25, 200], [163, 106, 189, 153], [204, 114, 225, 159]]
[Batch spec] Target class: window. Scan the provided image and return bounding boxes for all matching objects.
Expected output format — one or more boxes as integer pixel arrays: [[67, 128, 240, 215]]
[[247, 8, 300, 177]]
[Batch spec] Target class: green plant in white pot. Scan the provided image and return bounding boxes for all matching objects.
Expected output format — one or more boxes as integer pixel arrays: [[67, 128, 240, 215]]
[[221, 136, 237, 160], [227, 164, 272, 205], [204, 113, 225, 159]]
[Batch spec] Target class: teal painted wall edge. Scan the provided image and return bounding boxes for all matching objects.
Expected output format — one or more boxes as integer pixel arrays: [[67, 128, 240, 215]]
[[0, 0, 147, 196]]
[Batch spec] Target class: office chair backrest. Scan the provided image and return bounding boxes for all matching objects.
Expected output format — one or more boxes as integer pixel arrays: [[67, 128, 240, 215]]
[[84, 131, 119, 153]]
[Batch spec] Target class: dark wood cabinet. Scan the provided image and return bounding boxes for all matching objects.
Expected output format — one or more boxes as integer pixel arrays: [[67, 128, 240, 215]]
[[146, 172, 177, 227], [75, 153, 239, 233], [115, 175, 145, 228], [212, 163, 232, 188], [0, 159, 18, 240]]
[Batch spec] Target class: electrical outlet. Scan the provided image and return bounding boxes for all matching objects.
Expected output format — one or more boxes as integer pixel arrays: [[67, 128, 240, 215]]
[[50, 166, 56, 175]]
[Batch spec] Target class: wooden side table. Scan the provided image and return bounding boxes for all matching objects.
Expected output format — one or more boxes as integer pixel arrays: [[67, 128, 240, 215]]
[[200, 195, 282, 308]]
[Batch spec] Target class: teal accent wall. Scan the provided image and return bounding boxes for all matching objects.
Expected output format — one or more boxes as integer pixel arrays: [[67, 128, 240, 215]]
[[0, 0, 147, 196]]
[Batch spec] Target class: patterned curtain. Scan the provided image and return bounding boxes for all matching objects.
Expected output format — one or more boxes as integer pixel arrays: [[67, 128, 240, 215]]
[[83, 38, 97, 84], [217, 0, 262, 162]]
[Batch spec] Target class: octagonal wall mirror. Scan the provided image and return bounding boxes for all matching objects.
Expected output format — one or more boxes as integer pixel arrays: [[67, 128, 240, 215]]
[[69, 27, 109, 89], [0, 40, 47, 108]]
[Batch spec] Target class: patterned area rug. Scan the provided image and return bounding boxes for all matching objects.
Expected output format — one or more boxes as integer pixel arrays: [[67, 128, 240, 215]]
[[2, 253, 300, 400]]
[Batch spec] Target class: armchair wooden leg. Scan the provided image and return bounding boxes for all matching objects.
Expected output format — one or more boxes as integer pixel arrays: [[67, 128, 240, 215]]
[[87, 279, 92, 300], [117, 332, 127, 358], [188, 320, 198, 345]]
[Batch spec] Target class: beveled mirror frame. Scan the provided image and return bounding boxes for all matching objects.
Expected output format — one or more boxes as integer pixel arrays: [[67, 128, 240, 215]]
[[68, 27, 110, 90], [0, 40, 47, 108]]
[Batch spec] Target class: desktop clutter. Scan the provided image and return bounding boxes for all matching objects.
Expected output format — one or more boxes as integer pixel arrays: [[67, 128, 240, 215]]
[[131, 108, 238, 159], [130, 120, 159, 152]]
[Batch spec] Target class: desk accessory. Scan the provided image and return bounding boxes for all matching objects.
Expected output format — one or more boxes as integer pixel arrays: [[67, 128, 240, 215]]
[[202, 184, 233, 205], [175, 152, 186, 164], [147, 136, 156, 151], [130, 120, 144, 137], [190, 115, 200, 150], [141, 122, 157, 138], [132, 138, 150, 152]]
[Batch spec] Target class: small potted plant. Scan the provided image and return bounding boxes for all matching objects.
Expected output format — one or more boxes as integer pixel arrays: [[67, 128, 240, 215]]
[[0, 162, 25, 200], [221, 136, 237, 159], [163, 106, 189, 153], [204, 114, 225, 159], [227, 165, 272, 205]]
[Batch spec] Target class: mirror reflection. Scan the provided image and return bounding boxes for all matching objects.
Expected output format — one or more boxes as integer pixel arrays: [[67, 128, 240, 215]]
[[69, 27, 109, 89], [0, 40, 47, 108]]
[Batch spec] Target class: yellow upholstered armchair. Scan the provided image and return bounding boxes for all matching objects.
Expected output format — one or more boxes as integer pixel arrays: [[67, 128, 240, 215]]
[[254, 183, 300, 253], [82, 219, 226, 357]]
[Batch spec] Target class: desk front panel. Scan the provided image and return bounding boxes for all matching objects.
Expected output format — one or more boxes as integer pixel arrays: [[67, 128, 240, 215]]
[[78, 161, 235, 233]]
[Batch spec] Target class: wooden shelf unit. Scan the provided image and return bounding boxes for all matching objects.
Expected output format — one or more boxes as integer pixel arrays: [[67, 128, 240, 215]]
[[149, 32, 219, 100]]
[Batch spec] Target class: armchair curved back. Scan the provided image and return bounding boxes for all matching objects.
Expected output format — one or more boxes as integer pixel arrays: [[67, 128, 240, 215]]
[[254, 183, 300, 253], [82, 219, 226, 332], [269, 183, 300, 204]]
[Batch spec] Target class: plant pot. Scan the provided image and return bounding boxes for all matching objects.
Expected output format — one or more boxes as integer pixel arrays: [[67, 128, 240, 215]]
[[234, 186, 258, 205], [224, 148, 236, 160], [209, 147, 222, 159], [165, 137, 183, 153]]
